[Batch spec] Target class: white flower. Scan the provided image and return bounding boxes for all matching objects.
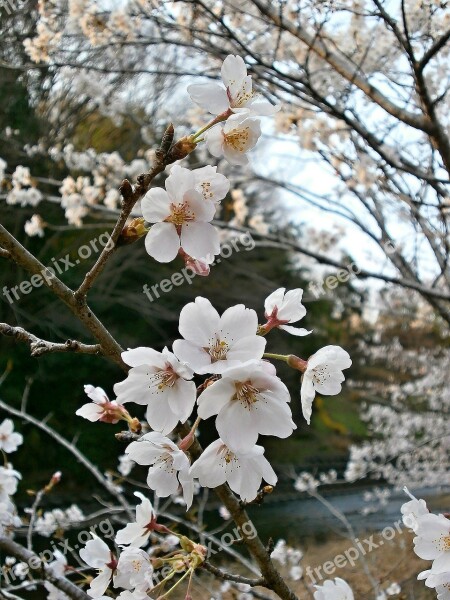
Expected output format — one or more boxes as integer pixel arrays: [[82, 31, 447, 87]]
[[205, 113, 261, 165], [263, 288, 311, 336], [188, 54, 279, 116], [113, 547, 153, 592], [118, 454, 134, 477], [192, 165, 230, 205], [401, 487, 428, 532], [385, 582, 401, 595], [76, 385, 128, 424], [24, 214, 45, 237], [0, 466, 21, 503], [314, 578, 354, 600], [141, 166, 219, 263], [190, 438, 276, 502], [113, 347, 196, 435], [0, 420, 23, 453], [0, 502, 21, 537], [173, 297, 266, 375], [300, 346, 352, 425], [271, 540, 288, 565], [79, 535, 116, 598], [414, 513, 450, 573], [125, 432, 193, 507], [219, 506, 231, 520], [418, 570, 450, 598], [197, 361, 295, 452], [115, 492, 158, 548], [294, 472, 319, 493]]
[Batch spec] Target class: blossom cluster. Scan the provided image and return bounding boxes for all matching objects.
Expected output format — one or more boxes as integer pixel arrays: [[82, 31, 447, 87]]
[[79, 288, 351, 507]]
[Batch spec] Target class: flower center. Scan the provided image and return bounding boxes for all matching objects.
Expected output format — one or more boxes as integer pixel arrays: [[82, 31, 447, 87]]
[[234, 380, 259, 406], [232, 88, 254, 108], [151, 366, 179, 391], [167, 201, 195, 226], [440, 533, 450, 551], [312, 366, 330, 386], [208, 338, 229, 362], [224, 127, 250, 152], [200, 181, 213, 200], [131, 559, 143, 572]]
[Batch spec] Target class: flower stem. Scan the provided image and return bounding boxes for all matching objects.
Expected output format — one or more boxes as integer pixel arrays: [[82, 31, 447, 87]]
[[191, 109, 232, 140], [263, 353, 290, 363]]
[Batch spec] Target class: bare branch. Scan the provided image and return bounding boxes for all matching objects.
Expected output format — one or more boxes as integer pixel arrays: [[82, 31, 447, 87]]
[[0, 324, 103, 358], [201, 562, 265, 587], [0, 537, 90, 600]]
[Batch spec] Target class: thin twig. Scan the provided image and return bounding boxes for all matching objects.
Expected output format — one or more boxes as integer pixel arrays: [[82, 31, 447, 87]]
[[202, 561, 265, 587]]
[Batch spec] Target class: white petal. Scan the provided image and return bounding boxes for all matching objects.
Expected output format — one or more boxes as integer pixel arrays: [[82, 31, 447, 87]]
[[141, 188, 171, 223], [300, 375, 315, 425], [216, 401, 259, 452], [187, 83, 229, 115], [172, 339, 211, 373], [181, 222, 220, 260], [221, 55, 247, 95], [165, 166, 196, 204], [279, 325, 312, 336], [121, 347, 165, 368], [197, 378, 236, 419], [205, 125, 224, 157], [177, 297, 220, 345], [76, 403, 102, 421], [144, 223, 179, 263]]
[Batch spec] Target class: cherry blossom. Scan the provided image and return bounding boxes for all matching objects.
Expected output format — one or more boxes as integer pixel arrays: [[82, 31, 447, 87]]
[[125, 432, 193, 507], [401, 487, 428, 532], [0, 466, 21, 504], [313, 578, 354, 600], [191, 165, 230, 206], [188, 54, 279, 116], [113, 347, 196, 435], [141, 166, 219, 263], [190, 438, 277, 502], [0, 419, 23, 453], [300, 346, 352, 425], [173, 297, 266, 375], [115, 492, 170, 547], [262, 288, 311, 336], [414, 513, 450, 574], [79, 535, 116, 597], [113, 547, 153, 593], [44, 551, 69, 600], [76, 385, 130, 424], [0, 502, 21, 537], [197, 361, 295, 452], [205, 114, 261, 165], [418, 570, 450, 599]]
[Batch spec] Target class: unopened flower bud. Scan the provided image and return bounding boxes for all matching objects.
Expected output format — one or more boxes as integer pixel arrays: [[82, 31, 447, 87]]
[[166, 136, 197, 163], [117, 217, 148, 246]]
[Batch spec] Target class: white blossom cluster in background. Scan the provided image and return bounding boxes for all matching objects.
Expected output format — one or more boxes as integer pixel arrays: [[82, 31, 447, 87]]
[[344, 337, 449, 489]]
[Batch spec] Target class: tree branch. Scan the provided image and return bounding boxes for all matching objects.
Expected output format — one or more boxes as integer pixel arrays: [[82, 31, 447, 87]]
[[0, 537, 90, 600], [201, 562, 265, 587], [0, 324, 103, 358]]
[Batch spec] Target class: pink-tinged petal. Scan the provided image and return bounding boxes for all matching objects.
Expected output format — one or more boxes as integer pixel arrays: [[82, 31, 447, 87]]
[[121, 347, 165, 368], [172, 339, 211, 373], [216, 401, 258, 452], [144, 223, 179, 263], [264, 288, 286, 315], [279, 325, 312, 336], [205, 126, 224, 157], [125, 440, 162, 465], [141, 188, 171, 222], [84, 385, 108, 404], [114, 365, 159, 405], [76, 403, 102, 421], [252, 397, 296, 438], [246, 98, 281, 116], [187, 83, 229, 115], [165, 166, 196, 204], [177, 297, 220, 345], [115, 522, 146, 547], [300, 375, 315, 424], [197, 378, 236, 419], [221, 55, 247, 95], [181, 222, 220, 260]]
